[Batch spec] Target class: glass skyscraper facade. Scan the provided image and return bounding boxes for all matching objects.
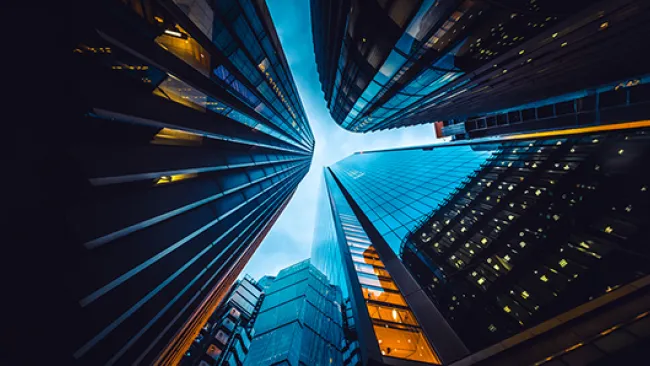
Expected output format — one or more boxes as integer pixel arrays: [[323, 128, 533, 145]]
[[401, 124, 650, 366], [244, 260, 344, 366], [6, 1, 313, 365], [330, 146, 493, 254], [322, 171, 441, 364], [311, 0, 650, 134], [317, 122, 650, 366], [312, 167, 469, 365]]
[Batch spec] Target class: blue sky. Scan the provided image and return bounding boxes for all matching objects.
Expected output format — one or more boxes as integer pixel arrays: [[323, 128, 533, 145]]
[[241, 0, 439, 280]]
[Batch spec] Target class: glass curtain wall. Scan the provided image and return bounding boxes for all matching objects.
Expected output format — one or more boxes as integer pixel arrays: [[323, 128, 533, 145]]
[[244, 260, 344, 366], [325, 171, 440, 364], [330, 146, 493, 254]]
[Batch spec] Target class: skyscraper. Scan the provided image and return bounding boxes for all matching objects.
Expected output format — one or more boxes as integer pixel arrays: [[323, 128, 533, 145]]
[[5, 0, 312, 365], [314, 121, 650, 365], [244, 260, 344, 366], [182, 275, 264, 366], [311, 0, 650, 134], [313, 166, 470, 365], [329, 145, 493, 253], [403, 125, 650, 365]]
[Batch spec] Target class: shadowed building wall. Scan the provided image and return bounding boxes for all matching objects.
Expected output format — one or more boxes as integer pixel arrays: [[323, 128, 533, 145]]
[[311, 0, 650, 137], [4, 0, 313, 365]]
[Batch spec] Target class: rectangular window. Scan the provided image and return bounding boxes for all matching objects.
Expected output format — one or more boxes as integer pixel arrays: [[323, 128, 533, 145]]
[[362, 285, 407, 306], [357, 272, 398, 291], [372, 325, 439, 363]]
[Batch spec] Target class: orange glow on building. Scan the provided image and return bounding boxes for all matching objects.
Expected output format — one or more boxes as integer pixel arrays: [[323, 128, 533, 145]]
[[152, 194, 293, 366], [339, 213, 441, 364], [504, 120, 650, 141]]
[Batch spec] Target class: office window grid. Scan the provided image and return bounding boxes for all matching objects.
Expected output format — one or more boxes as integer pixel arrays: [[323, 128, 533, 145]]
[[312, 173, 351, 298], [181, 277, 262, 366], [244, 261, 343, 366], [314, 0, 650, 134], [331, 146, 493, 254], [211, 0, 312, 141], [326, 176, 440, 364], [343, 1, 475, 132], [159, 0, 314, 148], [404, 129, 650, 352]]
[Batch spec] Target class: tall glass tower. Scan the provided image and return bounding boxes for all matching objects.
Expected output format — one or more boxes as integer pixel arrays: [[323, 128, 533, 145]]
[[330, 146, 493, 253], [6, 1, 312, 365], [244, 260, 344, 366], [313, 161, 478, 365], [311, 0, 650, 135], [403, 125, 650, 365], [315, 121, 650, 365]]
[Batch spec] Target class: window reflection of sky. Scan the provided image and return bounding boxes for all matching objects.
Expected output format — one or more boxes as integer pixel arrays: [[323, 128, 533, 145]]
[[332, 145, 494, 255], [327, 172, 440, 363]]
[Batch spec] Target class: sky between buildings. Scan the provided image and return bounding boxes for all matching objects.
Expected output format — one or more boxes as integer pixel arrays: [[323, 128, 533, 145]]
[[242, 0, 440, 280]]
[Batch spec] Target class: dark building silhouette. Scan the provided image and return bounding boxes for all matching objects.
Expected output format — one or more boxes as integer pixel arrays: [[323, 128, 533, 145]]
[[5, 0, 312, 365], [311, 0, 650, 136], [403, 125, 650, 365]]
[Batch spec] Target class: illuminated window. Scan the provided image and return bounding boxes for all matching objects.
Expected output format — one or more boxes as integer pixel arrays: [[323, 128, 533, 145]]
[[367, 304, 418, 326], [373, 325, 439, 364], [362, 286, 407, 306], [540, 275, 549, 282], [206, 344, 222, 360], [153, 75, 208, 112], [155, 173, 198, 185], [155, 26, 211, 76]]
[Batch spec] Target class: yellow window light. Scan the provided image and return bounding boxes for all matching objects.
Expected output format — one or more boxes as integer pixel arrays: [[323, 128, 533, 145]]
[[540, 275, 549, 282], [152, 128, 203, 146], [155, 173, 198, 185]]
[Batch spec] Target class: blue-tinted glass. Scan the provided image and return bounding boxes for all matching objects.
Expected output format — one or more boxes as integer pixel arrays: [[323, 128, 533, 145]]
[[245, 260, 343, 366], [330, 145, 493, 254]]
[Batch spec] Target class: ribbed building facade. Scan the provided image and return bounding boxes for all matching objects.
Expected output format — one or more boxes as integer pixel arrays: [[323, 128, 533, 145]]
[[244, 260, 344, 366], [311, 0, 650, 135], [5, 0, 312, 365]]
